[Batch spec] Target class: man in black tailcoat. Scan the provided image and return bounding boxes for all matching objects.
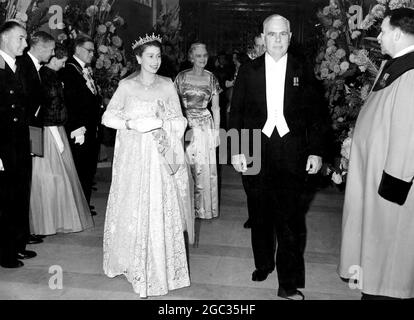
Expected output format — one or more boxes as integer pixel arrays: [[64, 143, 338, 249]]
[[0, 21, 36, 268], [229, 14, 327, 300], [17, 30, 55, 244], [60, 36, 102, 214]]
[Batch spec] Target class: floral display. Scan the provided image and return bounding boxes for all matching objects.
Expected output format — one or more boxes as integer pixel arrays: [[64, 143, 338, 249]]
[[0, 0, 49, 34], [315, 0, 414, 185], [152, 2, 183, 75], [59, 0, 132, 104]]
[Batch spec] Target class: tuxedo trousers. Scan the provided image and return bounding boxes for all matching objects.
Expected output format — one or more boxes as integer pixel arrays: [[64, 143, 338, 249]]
[[242, 131, 307, 293], [0, 135, 31, 264], [67, 128, 99, 205]]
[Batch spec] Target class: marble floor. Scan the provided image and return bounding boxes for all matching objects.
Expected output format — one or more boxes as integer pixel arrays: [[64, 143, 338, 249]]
[[0, 164, 360, 300]]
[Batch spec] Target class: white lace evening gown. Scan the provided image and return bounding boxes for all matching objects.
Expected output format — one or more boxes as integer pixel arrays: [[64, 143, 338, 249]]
[[102, 75, 194, 298]]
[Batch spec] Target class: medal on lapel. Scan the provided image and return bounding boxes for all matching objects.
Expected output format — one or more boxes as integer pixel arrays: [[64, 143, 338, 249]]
[[293, 76, 299, 86], [379, 73, 389, 88]]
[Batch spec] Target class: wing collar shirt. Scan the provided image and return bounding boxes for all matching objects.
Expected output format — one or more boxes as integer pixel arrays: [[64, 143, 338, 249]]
[[73, 55, 86, 69], [262, 52, 290, 138], [0, 49, 16, 73], [394, 44, 414, 58], [74, 55, 97, 95]]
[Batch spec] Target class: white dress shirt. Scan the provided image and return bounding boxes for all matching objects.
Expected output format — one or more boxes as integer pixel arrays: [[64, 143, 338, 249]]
[[74, 55, 97, 95], [27, 51, 42, 85], [73, 54, 86, 69], [394, 44, 414, 58], [0, 50, 16, 73], [27, 51, 42, 73], [262, 52, 290, 138]]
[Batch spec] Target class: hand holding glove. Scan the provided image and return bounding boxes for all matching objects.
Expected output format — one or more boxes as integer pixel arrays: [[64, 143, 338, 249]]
[[70, 126, 87, 146], [128, 118, 163, 133], [232, 154, 247, 173], [75, 134, 85, 145]]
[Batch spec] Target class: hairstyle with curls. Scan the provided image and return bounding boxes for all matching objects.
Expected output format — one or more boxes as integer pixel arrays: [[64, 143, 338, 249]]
[[53, 43, 69, 60], [133, 40, 162, 57], [188, 43, 207, 62], [387, 7, 414, 36], [29, 31, 55, 47], [0, 20, 25, 38]]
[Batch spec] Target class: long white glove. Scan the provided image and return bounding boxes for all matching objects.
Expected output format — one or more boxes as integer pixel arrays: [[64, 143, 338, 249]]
[[211, 128, 220, 147], [0, 158, 4, 171], [48, 126, 64, 153], [128, 118, 162, 133]]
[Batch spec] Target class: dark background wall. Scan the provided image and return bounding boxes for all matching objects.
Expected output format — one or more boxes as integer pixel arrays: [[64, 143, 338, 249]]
[[179, 0, 324, 56]]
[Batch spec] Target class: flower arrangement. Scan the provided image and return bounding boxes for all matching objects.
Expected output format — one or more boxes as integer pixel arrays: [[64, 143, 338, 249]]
[[152, 3, 182, 76], [0, 0, 49, 34], [315, 0, 413, 185], [59, 0, 132, 103]]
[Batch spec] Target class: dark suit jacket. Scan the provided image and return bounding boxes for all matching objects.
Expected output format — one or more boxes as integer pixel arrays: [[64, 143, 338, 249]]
[[229, 53, 327, 166], [59, 57, 102, 139], [0, 55, 30, 172], [16, 53, 43, 126]]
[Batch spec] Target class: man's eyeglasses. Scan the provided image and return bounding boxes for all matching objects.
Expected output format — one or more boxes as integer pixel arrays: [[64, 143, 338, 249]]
[[81, 47, 95, 54]]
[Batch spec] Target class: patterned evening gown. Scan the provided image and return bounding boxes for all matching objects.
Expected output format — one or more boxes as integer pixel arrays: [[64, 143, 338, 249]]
[[175, 69, 222, 219], [102, 75, 194, 298]]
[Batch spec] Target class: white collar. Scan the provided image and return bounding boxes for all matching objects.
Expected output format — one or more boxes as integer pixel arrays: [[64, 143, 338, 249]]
[[27, 51, 42, 71], [394, 44, 414, 59], [73, 55, 86, 69], [0, 49, 16, 71], [265, 52, 288, 67]]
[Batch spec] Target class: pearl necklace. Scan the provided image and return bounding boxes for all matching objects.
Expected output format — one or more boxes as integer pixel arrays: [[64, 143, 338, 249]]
[[136, 75, 158, 91]]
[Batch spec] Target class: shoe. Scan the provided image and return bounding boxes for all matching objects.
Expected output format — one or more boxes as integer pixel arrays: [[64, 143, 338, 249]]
[[252, 268, 273, 282], [89, 205, 95, 210], [34, 234, 46, 239], [91, 210, 97, 216], [0, 259, 24, 268], [243, 219, 251, 229], [277, 288, 305, 300], [27, 234, 43, 244], [16, 250, 37, 260]]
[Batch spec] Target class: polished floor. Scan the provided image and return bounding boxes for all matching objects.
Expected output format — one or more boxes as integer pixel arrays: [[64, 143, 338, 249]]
[[0, 164, 360, 300]]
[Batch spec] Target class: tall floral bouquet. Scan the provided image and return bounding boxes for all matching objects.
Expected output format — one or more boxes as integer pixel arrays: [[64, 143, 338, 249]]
[[153, 3, 182, 76], [59, 0, 132, 104], [315, 0, 413, 185], [0, 0, 49, 34]]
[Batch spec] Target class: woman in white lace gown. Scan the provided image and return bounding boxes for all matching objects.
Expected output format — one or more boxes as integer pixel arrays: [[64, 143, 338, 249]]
[[102, 37, 194, 298]]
